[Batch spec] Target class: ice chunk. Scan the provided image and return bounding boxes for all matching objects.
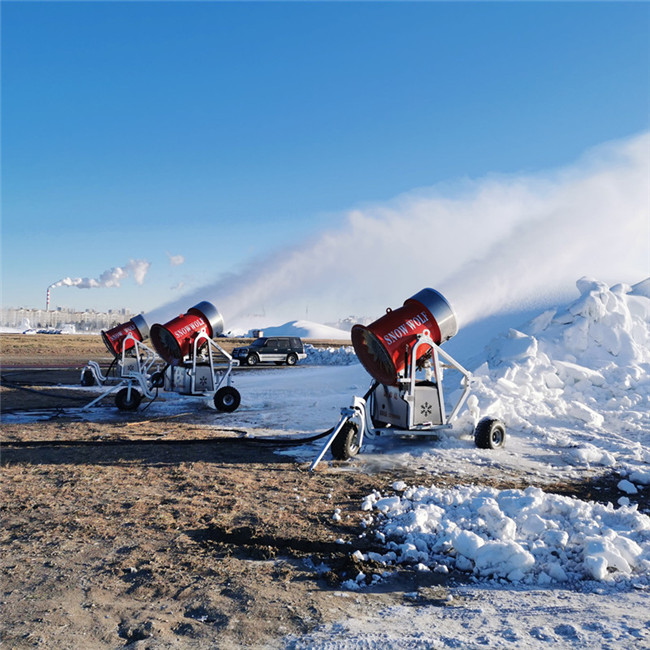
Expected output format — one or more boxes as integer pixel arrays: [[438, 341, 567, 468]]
[[474, 540, 535, 577], [554, 360, 605, 386], [452, 530, 485, 560], [567, 402, 604, 427], [617, 479, 638, 495]]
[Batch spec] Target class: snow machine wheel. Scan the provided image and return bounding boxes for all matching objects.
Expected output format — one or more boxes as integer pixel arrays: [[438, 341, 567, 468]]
[[246, 354, 259, 367], [331, 421, 361, 460], [474, 418, 506, 449], [286, 353, 298, 366], [150, 371, 164, 388], [214, 386, 241, 413], [115, 387, 142, 411], [81, 370, 95, 386]]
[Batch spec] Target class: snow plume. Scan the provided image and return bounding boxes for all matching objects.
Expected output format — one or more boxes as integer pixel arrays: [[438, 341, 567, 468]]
[[49, 259, 151, 290], [150, 131, 649, 330]]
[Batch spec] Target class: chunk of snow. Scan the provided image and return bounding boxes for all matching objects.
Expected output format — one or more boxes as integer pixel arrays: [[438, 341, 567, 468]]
[[617, 480, 638, 495]]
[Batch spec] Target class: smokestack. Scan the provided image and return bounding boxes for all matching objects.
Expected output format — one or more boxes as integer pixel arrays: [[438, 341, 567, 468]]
[[46, 287, 50, 311]]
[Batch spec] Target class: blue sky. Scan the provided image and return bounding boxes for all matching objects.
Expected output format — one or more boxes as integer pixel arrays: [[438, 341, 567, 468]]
[[2, 1, 648, 320]]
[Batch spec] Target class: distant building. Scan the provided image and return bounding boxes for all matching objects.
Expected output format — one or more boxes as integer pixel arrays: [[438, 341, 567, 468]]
[[0, 306, 136, 332]]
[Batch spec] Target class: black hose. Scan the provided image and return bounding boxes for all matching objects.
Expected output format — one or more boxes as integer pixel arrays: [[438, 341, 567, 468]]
[[139, 387, 159, 412], [240, 427, 335, 446], [2, 428, 335, 449]]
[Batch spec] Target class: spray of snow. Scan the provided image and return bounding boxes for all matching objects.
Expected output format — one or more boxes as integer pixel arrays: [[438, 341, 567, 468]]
[[148, 131, 649, 331], [49, 259, 151, 291]]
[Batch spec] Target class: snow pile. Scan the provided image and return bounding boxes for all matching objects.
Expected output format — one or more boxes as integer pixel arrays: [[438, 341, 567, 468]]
[[466, 277, 650, 478], [246, 319, 351, 340], [304, 344, 359, 366], [359, 484, 650, 585]]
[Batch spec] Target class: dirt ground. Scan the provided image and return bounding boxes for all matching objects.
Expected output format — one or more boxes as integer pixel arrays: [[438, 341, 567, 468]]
[[1, 335, 641, 649]]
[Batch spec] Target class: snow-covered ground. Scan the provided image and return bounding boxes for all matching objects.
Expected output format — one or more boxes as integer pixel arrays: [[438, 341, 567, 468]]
[[6, 277, 649, 647]]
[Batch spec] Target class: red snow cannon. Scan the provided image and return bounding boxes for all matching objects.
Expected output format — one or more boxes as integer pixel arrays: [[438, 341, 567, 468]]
[[150, 301, 224, 365], [351, 288, 458, 386], [101, 314, 150, 358]]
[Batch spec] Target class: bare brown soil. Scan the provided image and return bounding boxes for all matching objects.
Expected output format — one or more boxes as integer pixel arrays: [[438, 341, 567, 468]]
[[0, 334, 351, 368], [0, 334, 636, 648]]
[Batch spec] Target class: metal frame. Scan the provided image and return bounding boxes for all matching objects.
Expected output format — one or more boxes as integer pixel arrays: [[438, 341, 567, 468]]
[[167, 331, 238, 397], [310, 331, 472, 470], [82, 334, 159, 409]]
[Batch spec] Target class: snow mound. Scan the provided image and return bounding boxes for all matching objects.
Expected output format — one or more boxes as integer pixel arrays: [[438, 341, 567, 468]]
[[248, 320, 351, 340], [361, 484, 650, 585], [466, 277, 650, 477], [304, 344, 359, 366]]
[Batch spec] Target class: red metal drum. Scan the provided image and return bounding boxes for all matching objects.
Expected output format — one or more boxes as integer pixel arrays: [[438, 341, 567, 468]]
[[150, 301, 224, 365], [351, 288, 458, 386], [101, 314, 150, 357]]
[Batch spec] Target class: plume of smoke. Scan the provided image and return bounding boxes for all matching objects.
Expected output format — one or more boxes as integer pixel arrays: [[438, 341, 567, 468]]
[[49, 259, 151, 290], [149, 132, 649, 331]]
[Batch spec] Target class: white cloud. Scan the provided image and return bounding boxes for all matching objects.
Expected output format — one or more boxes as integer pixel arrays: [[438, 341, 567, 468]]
[[167, 252, 185, 267]]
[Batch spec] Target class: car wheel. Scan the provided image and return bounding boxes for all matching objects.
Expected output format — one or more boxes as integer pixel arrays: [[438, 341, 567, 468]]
[[246, 354, 259, 366], [214, 386, 241, 413], [286, 353, 298, 366], [331, 421, 361, 460], [474, 418, 506, 449], [115, 387, 142, 411]]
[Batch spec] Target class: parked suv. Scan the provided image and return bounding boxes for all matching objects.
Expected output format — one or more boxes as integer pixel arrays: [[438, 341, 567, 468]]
[[232, 337, 307, 367]]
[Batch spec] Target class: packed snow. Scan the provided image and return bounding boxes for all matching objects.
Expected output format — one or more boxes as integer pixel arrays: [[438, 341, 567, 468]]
[[465, 277, 650, 483], [358, 484, 649, 585], [304, 343, 358, 366]]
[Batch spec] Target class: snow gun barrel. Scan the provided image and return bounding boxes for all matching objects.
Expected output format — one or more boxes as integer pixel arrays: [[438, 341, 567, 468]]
[[150, 301, 224, 365], [101, 314, 150, 358], [351, 288, 458, 386]]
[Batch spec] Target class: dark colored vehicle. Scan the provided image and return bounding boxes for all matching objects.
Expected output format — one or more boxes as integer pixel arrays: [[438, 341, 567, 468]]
[[232, 337, 307, 367]]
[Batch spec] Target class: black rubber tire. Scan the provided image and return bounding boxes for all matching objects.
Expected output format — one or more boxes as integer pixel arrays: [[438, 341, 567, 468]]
[[150, 371, 165, 388], [331, 421, 361, 460], [286, 353, 298, 366], [246, 354, 259, 367], [474, 418, 506, 449], [81, 370, 95, 386], [213, 386, 241, 413], [115, 387, 142, 411]]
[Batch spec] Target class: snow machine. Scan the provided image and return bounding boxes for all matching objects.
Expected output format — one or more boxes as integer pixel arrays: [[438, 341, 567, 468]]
[[149, 302, 241, 413], [310, 289, 506, 470]]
